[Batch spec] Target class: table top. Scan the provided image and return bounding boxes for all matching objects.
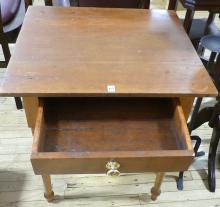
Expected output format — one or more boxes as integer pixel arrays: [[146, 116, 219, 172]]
[[0, 6, 217, 97]]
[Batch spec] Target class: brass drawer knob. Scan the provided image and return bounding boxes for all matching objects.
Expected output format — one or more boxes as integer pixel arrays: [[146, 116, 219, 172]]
[[106, 160, 120, 177]]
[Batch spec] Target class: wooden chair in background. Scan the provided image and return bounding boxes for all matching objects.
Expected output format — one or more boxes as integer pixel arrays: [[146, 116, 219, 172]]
[[167, 0, 220, 192], [45, 0, 150, 8], [168, 0, 220, 48], [73, 0, 149, 8], [0, 0, 33, 109], [186, 35, 220, 192]]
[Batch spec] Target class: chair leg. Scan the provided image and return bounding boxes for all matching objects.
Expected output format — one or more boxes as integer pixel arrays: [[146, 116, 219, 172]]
[[177, 135, 205, 191], [15, 97, 23, 110], [207, 52, 217, 75], [188, 97, 203, 133], [25, 0, 33, 9], [0, 33, 23, 110], [208, 128, 220, 192], [204, 12, 216, 35], [183, 9, 195, 34], [44, 0, 53, 6], [191, 135, 205, 157], [140, 0, 150, 9], [1, 37, 11, 66], [168, 0, 177, 10], [177, 171, 184, 190], [177, 98, 203, 191]]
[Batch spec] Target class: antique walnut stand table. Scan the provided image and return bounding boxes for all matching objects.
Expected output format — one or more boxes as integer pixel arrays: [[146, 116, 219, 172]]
[[0, 6, 217, 202]]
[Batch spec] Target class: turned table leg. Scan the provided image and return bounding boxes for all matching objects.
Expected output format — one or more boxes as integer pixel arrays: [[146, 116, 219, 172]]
[[151, 172, 165, 201], [42, 174, 54, 202], [208, 128, 220, 192]]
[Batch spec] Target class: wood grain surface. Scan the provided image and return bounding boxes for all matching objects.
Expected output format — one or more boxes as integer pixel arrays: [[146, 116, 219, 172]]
[[42, 97, 188, 152], [0, 7, 217, 97]]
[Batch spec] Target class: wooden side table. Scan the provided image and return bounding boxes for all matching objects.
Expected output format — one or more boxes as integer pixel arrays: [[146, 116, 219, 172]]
[[186, 36, 220, 192], [0, 7, 217, 202], [168, 0, 220, 35]]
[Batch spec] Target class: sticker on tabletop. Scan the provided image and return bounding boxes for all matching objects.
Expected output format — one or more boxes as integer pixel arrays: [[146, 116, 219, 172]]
[[107, 85, 116, 93]]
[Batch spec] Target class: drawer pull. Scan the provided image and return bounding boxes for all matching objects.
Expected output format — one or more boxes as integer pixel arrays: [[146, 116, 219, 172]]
[[106, 160, 120, 177]]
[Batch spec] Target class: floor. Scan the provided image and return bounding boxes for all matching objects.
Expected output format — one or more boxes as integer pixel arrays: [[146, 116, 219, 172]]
[[1, 0, 220, 207]]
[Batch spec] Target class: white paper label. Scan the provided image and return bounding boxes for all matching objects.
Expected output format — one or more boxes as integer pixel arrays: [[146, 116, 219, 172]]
[[107, 85, 116, 93]]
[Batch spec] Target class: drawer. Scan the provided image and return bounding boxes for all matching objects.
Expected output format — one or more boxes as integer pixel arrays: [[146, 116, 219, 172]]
[[31, 97, 193, 175]]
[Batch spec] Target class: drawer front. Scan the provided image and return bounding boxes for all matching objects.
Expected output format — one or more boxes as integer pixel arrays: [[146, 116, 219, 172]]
[[31, 97, 193, 175], [31, 153, 193, 175]]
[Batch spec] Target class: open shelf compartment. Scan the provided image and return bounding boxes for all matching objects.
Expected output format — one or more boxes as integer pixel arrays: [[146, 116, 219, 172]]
[[31, 97, 193, 174]]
